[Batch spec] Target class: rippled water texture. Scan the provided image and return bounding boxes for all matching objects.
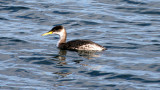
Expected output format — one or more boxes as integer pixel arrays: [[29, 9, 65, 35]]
[[0, 0, 160, 89]]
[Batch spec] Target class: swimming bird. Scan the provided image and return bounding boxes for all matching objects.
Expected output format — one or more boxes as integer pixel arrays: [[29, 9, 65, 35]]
[[42, 25, 106, 51]]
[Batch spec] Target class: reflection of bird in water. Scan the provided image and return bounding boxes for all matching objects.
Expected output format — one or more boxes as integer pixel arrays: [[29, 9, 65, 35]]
[[54, 72, 72, 78], [42, 25, 106, 51], [77, 50, 101, 59], [53, 50, 67, 66], [56, 50, 101, 62]]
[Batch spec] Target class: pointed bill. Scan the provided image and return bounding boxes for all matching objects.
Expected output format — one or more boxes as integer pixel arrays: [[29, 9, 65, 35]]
[[41, 31, 53, 36]]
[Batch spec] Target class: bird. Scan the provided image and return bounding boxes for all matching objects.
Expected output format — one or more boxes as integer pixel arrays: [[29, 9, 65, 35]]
[[42, 25, 106, 51]]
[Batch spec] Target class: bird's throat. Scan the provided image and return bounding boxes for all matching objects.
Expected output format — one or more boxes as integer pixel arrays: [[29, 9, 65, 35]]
[[57, 29, 67, 47]]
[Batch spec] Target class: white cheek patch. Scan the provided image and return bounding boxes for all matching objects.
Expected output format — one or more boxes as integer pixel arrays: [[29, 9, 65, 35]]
[[59, 29, 65, 37]]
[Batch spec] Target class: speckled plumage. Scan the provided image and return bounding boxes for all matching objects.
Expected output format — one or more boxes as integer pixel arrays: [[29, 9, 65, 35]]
[[59, 39, 106, 51]]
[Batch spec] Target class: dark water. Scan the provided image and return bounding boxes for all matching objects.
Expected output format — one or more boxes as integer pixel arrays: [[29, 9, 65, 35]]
[[0, 0, 160, 89]]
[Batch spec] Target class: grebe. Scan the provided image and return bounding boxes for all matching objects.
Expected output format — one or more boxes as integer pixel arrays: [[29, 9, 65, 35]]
[[42, 25, 106, 51]]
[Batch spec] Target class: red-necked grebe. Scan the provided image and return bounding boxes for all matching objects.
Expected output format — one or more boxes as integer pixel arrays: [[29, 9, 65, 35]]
[[42, 25, 106, 51]]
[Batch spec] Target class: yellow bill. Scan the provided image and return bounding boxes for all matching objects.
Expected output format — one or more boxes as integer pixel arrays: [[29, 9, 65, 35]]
[[41, 31, 53, 36]]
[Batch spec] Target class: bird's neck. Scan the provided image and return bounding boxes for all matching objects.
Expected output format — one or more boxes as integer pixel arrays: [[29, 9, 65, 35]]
[[57, 29, 67, 47]]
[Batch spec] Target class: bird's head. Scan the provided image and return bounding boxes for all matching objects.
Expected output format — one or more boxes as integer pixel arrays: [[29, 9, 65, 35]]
[[42, 25, 65, 36]]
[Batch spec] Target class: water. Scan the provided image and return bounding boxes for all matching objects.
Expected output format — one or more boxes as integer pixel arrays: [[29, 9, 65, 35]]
[[0, 0, 160, 89]]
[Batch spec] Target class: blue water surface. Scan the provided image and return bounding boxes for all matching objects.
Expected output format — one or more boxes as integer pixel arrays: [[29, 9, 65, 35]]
[[0, 0, 160, 89]]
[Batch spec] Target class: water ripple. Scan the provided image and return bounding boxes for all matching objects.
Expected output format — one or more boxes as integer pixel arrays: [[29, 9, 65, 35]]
[[86, 71, 115, 77], [0, 37, 28, 46], [115, 20, 152, 26], [105, 74, 160, 83], [0, 6, 30, 12], [122, 0, 146, 5], [80, 20, 100, 25], [137, 10, 160, 15], [53, 10, 74, 14], [0, 17, 8, 20]]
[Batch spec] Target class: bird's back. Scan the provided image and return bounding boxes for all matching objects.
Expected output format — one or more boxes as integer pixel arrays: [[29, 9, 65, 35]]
[[59, 39, 106, 51]]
